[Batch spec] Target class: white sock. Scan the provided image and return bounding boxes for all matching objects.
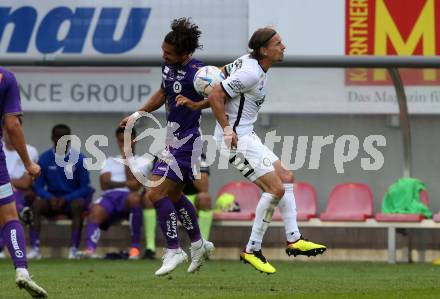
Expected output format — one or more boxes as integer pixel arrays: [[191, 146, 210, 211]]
[[279, 184, 301, 243], [246, 193, 279, 252], [168, 248, 182, 253], [16, 267, 30, 277], [191, 239, 203, 249]]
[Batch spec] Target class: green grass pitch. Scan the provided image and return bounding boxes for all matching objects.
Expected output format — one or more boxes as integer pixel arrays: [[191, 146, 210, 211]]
[[1, 259, 440, 298]]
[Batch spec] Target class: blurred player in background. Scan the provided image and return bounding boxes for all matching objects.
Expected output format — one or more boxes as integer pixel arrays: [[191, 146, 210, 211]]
[[141, 187, 156, 260], [31, 124, 92, 259], [80, 127, 152, 259], [0, 67, 47, 297], [208, 27, 326, 274], [120, 17, 214, 276]]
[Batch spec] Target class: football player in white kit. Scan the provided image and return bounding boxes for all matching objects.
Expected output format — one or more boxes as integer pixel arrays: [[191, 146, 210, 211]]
[[208, 27, 326, 274]]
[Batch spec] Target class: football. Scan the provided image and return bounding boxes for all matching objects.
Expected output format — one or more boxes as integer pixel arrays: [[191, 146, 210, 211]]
[[193, 65, 225, 97]]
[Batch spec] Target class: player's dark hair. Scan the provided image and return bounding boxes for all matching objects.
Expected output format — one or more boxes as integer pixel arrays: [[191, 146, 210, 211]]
[[248, 27, 277, 60], [164, 17, 203, 55], [116, 126, 136, 138], [51, 124, 71, 136]]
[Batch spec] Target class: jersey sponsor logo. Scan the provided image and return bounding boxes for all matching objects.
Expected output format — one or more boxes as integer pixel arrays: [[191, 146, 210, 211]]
[[345, 0, 440, 85], [10, 229, 24, 258], [229, 153, 255, 178], [176, 70, 186, 80], [234, 59, 243, 70], [91, 228, 101, 243], [0, 6, 151, 54], [262, 157, 272, 167], [166, 71, 175, 81], [255, 96, 265, 107], [166, 211, 178, 239], [227, 79, 245, 93], [178, 208, 194, 230]]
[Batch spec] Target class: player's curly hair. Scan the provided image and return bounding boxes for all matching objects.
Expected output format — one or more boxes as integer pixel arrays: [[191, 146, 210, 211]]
[[164, 18, 203, 55], [248, 27, 277, 60]]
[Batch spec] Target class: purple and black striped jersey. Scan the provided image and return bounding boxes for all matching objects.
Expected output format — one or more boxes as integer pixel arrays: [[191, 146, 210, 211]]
[[161, 58, 204, 139]]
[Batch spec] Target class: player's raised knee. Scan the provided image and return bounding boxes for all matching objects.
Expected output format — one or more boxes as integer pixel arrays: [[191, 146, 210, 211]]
[[281, 171, 294, 184], [268, 184, 285, 200]]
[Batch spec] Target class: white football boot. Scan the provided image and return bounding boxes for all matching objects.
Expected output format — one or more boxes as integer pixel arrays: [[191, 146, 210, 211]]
[[68, 247, 79, 260], [155, 248, 188, 276], [16, 269, 48, 298], [187, 240, 215, 273]]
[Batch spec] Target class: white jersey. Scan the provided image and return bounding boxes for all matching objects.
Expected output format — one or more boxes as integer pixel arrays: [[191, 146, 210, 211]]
[[100, 155, 153, 192], [214, 54, 267, 140], [3, 144, 38, 179]]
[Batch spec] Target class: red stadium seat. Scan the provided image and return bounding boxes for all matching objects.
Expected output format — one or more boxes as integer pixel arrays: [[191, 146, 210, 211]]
[[273, 182, 318, 221], [375, 189, 430, 222], [213, 181, 261, 221], [375, 213, 425, 222], [434, 211, 440, 222], [420, 189, 429, 206], [320, 183, 374, 221]]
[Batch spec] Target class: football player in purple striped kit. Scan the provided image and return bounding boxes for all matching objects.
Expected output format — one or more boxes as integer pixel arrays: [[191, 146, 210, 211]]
[[0, 67, 47, 297], [120, 18, 214, 276]]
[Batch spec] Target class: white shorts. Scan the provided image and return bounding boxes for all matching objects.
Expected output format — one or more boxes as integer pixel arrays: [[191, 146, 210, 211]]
[[216, 132, 279, 181]]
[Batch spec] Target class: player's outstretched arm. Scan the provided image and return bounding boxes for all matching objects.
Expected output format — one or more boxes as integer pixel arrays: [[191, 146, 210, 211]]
[[120, 88, 166, 127], [208, 85, 237, 148], [176, 95, 210, 110], [11, 173, 32, 191], [208, 85, 229, 129], [138, 88, 167, 113], [195, 99, 211, 110]]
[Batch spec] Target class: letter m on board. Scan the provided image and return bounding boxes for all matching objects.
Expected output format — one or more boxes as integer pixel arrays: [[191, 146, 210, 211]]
[[373, 0, 439, 81]]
